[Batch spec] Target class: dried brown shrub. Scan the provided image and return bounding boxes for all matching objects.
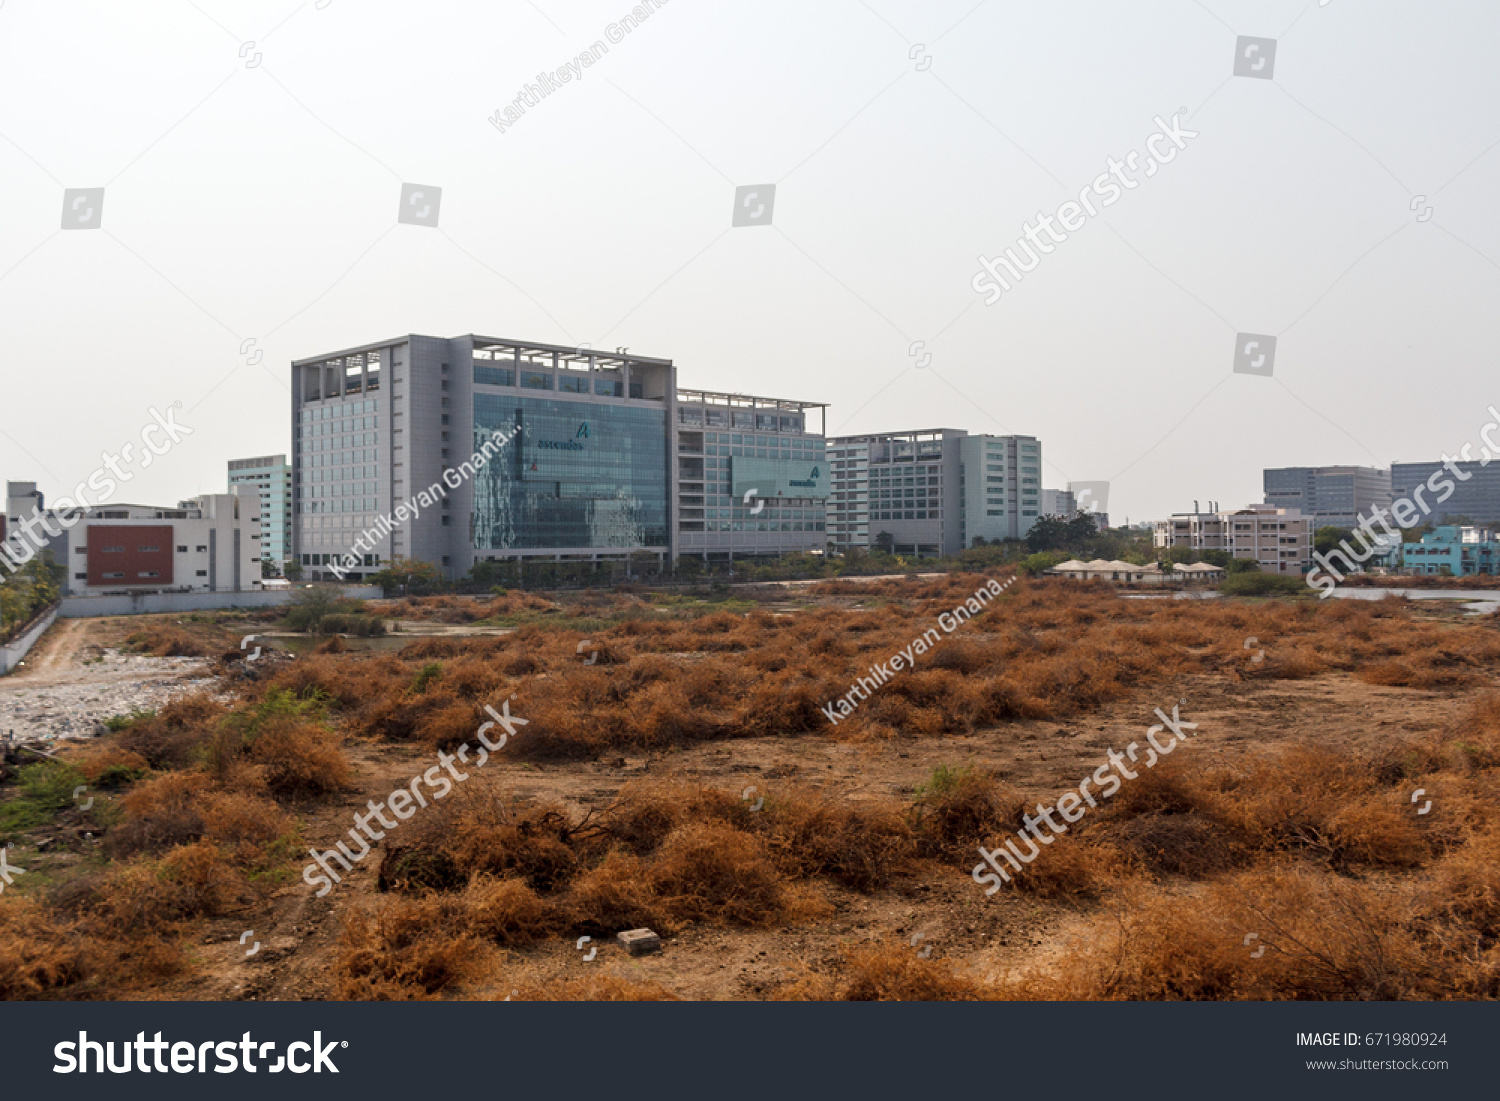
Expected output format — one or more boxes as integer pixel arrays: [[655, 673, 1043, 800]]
[[0, 897, 88, 999], [336, 896, 487, 999], [777, 943, 988, 1001], [247, 717, 350, 799]]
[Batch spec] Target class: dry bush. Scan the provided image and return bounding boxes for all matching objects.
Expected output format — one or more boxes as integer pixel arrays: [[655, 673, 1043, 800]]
[[462, 876, 559, 945], [0, 897, 88, 999], [67, 744, 149, 788], [1002, 866, 1435, 1001], [518, 974, 679, 1001], [122, 625, 219, 658], [777, 943, 989, 1001], [1359, 660, 1478, 689], [1419, 827, 1500, 939], [107, 772, 296, 864], [246, 716, 350, 799], [198, 791, 297, 851], [647, 821, 816, 927], [565, 852, 669, 933], [911, 769, 1018, 862], [1199, 747, 1382, 862], [758, 791, 916, 892], [107, 773, 214, 856], [1326, 798, 1429, 868], [92, 841, 251, 933], [336, 896, 488, 999], [115, 693, 228, 769], [385, 789, 583, 894], [1097, 813, 1244, 879]]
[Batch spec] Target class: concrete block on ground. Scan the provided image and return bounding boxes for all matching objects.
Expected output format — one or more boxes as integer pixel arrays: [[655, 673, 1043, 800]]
[[617, 928, 661, 956]]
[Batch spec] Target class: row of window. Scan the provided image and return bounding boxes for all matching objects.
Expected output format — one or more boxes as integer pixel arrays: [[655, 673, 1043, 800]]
[[300, 398, 379, 425], [678, 412, 804, 431], [85, 570, 208, 580], [301, 553, 381, 566], [92, 544, 208, 554], [697, 521, 825, 532], [302, 498, 380, 514]]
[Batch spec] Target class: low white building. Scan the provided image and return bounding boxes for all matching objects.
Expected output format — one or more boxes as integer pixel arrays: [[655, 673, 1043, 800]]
[[1048, 558, 1166, 583], [50, 489, 262, 596]]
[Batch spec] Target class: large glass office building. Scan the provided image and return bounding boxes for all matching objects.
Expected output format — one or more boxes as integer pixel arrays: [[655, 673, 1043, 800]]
[[290, 335, 825, 580]]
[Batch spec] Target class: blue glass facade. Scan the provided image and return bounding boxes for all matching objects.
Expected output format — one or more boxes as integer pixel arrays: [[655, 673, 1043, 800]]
[[472, 394, 669, 549]]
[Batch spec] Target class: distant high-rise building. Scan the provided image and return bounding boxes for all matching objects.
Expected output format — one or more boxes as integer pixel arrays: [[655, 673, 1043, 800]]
[[229, 455, 292, 565], [1041, 488, 1076, 517], [825, 430, 1042, 555], [1391, 461, 1500, 526], [1263, 465, 1391, 529]]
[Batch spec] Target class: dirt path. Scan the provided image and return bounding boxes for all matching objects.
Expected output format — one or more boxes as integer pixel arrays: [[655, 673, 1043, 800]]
[[12, 617, 87, 681], [0, 617, 216, 741]]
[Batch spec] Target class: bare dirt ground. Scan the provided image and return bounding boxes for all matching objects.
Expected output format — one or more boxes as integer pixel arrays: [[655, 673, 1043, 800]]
[[0, 618, 218, 740], [12, 594, 1491, 1002], [149, 642, 1486, 1001]]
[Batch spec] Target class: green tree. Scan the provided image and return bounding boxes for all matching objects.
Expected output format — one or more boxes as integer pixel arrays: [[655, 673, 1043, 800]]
[[0, 551, 63, 640], [283, 583, 358, 633], [873, 531, 895, 555], [1018, 550, 1069, 576], [467, 559, 509, 590], [1314, 526, 1356, 557], [371, 558, 444, 597], [1026, 513, 1098, 554]]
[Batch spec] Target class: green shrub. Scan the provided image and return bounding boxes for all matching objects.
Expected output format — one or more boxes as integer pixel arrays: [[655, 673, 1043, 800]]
[[409, 662, 444, 695], [0, 760, 87, 834], [1219, 572, 1306, 596], [318, 614, 385, 637]]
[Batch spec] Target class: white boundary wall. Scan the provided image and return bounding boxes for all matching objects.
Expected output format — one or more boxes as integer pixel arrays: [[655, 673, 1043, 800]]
[[0, 606, 61, 674], [58, 587, 380, 619]]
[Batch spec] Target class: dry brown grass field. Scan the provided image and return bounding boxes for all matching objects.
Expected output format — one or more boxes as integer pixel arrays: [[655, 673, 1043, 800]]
[[2, 574, 1498, 1001]]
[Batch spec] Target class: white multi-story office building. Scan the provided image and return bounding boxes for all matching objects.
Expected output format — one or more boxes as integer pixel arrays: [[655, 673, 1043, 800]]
[[826, 430, 1042, 556], [1153, 503, 1313, 574], [229, 454, 293, 566]]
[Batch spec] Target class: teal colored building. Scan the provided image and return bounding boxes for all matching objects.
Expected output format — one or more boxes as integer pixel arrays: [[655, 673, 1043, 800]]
[[1401, 526, 1500, 576]]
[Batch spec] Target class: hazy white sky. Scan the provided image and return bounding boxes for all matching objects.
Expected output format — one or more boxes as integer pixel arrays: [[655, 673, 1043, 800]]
[[1, 0, 1497, 524]]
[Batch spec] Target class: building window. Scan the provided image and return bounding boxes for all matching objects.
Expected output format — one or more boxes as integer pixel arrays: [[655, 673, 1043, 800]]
[[196, 570, 208, 577]]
